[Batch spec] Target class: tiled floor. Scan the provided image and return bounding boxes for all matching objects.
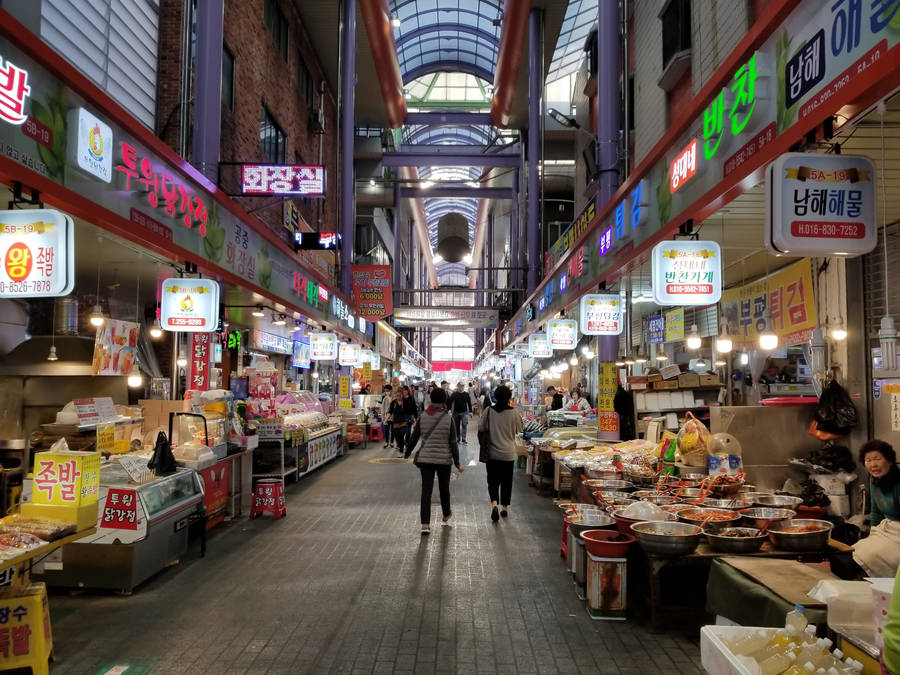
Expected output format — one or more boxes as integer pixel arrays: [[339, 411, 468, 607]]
[[48, 425, 703, 674]]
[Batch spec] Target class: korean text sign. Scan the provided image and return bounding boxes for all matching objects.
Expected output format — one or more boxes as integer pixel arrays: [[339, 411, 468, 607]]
[[100, 488, 138, 530], [652, 240, 722, 306], [339, 342, 361, 367], [189, 332, 212, 390], [597, 363, 619, 433], [32, 450, 100, 507], [580, 294, 623, 336], [720, 259, 816, 346], [351, 265, 392, 321], [310, 333, 338, 361], [241, 164, 325, 196], [766, 153, 876, 256], [0, 209, 74, 298], [160, 278, 219, 331], [528, 333, 552, 358], [547, 319, 578, 350], [665, 308, 685, 342]]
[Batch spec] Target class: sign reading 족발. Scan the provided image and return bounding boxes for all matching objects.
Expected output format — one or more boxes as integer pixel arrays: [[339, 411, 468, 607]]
[[528, 333, 552, 358], [652, 240, 722, 306], [580, 294, 623, 335], [309, 333, 337, 361], [0, 208, 74, 298], [160, 278, 220, 331], [339, 342, 360, 367], [766, 153, 877, 257]]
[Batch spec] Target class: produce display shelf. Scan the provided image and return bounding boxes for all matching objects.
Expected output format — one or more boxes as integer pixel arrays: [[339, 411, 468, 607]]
[[3, 528, 97, 570], [253, 467, 298, 480]]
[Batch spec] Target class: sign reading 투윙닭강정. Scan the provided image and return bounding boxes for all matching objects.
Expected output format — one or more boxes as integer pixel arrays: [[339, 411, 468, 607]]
[[505, 0, 900, 343], [651, 240, 722, 306], [189, 332, 212, 390], [0, 209, 74, 298], [241, 164, 325, 196], [351, 264, 392, 321], [160, 278, 220, 331], [766, 153, 877, 257], [580, 294, 623, 336], [528, 333, 552, 358]]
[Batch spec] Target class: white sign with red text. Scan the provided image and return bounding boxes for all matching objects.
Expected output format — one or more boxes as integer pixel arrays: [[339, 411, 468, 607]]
[[338, 342, 361, 367], [528, 333, 552, 358], [651, 240, 722, 306], [547, 319, 579, 351], [160, 278, 219, 332], [309, 333, 338, 361], [766, 153, 877, 257], [0, 209, 74, 298], [580, 294, 623, 335]]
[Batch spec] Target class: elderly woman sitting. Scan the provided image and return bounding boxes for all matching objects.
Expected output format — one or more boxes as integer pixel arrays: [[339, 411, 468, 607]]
[[853, 440, 900, 578]]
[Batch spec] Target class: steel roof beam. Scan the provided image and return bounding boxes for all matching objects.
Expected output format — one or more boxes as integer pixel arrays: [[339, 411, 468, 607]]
[[360, 0, 407, 128], [491, 1, 532, 128], [405, 112, 495, 126], [385, 149, 519, 167], [400, 186, 512, 199]]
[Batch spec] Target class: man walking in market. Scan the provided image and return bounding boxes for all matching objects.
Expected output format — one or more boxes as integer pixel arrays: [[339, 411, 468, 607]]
[[449, 382, 473, 443]]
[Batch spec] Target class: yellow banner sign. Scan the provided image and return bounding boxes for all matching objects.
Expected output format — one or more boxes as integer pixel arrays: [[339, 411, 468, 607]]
[[339, 375, 350, 398], [96, 422, 115, 454], [362, 363, 372, 381], [597, 362, 619, 433], [665, 308, 685, 342], [338, 398, 353, 409], [721, 259, 816, 346]]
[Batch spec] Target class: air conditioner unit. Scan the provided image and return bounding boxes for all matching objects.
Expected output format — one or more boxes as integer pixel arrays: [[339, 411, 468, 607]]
[[309, 107, 325, 134]]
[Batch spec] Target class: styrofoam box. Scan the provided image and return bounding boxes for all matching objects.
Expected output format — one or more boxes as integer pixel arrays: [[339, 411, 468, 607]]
[[871, 577, 895, 650], [700, 625, 779, 675]]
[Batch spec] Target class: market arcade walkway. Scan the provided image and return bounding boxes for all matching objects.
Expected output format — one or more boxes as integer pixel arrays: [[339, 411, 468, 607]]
[[49, 436, 702, 674]]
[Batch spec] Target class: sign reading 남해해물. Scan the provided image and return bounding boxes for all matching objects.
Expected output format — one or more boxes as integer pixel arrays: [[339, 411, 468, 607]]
[[766, 153, 877, 257]]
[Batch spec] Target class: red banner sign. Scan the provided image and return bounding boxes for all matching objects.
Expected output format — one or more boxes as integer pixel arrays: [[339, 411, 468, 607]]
[[189, 332, 212, 390], [100, 488, 138, 530], [351, 265, 392, 321]]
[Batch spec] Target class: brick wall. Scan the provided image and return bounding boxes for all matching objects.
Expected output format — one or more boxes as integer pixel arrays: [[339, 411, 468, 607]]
[[691, 0, 751, 95], [156, 0, 339, 273], [632, 0, 667, 165]]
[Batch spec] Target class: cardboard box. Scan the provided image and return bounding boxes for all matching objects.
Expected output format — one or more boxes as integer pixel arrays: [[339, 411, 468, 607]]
[[700, 375, 721, 386], [678, 373, 700, 388], [660, 364, 682, 380], [647, 373, 663, 383], [653, 380, 679, 390]]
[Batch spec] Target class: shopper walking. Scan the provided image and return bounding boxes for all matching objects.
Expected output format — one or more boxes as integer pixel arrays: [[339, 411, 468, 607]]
[[415, 385, 426, 413], [381, 384, 394, 448], [388, 390, 413, 455], [479, 385, 524, 522], [406, 388, 465, 535], [449, 382, 473, 443]]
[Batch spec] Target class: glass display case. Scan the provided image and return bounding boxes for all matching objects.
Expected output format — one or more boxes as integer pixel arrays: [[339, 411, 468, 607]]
[[169, 411, 227, 459]]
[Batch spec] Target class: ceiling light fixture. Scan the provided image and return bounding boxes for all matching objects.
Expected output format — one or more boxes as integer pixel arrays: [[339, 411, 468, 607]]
[[695, 357, 707, 369], [391, 15, 401, 27], [89, 260, 106, 327], [569, 355, 578, 366], [176, 356, 187, 368], [715, 327, 733, 354], [634, 350, 647, 364], [150, 317, 163, 339], [46, 345, 58, 362], [715, 358, 727, 367], [252, 306, 265, 317], [687, 324, 702, 350], [831, 321, 848, 341], [273, 313, 287, 326], [656, 346, 668, 361], [624, 353, 636, 366], [758, 310, 778, 351], [128, 362, 143, 388], [462, 253, 473, 265]]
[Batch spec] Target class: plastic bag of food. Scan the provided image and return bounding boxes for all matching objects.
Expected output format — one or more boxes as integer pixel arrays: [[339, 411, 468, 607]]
[[676, 412, 710, 466], [620, 501, 669, 521], [656, 431, 677, 478]]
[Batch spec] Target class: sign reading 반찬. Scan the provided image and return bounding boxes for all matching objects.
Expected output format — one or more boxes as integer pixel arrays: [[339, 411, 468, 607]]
[[652, 240, 722, 306]]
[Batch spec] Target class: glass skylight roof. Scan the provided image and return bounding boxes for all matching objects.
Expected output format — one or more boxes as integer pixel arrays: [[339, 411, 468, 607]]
[[547, 0, 596, 83]]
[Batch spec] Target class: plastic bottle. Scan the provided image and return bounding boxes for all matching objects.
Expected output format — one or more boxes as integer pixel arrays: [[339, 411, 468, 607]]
[[786, 604, 809, 632], [839, 659, 863, 674], [749, 626, 801, 661], [783, 661, 816, 675], [728, 629, 772, 656], [759, 651, 796, 675]]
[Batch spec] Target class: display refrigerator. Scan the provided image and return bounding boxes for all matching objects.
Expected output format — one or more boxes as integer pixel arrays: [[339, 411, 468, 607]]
[[34, 464, 203, 593]]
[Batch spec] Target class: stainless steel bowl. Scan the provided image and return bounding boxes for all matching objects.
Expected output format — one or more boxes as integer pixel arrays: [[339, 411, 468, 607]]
[[753, 495, 804, 510], [640, 495, 681, 506], [679, 471, 708, 482], [678, 507, 742, 532], [704, 527, 768, 553], [767, 519, 834, 552], [585, 479, 634, 491], [702, 498, 749, 510], [566, 513, 617, 538], [631, 521, 702, 556], [740, 507, 796, 530], [709, 478, 745, 496], [593, 490, 634, 504]]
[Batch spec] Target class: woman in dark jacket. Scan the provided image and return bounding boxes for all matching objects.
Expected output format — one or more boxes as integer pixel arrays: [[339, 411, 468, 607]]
[[479, 385, 524, 522], [387, 390, 413, 455], [406, 388, 465, 534]]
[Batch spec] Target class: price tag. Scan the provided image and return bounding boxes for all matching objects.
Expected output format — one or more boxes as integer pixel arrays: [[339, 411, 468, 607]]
[[96, 422, 115, 453], [258, 419, 283, 439], [73, 397, 118, 426], [338, 398, 352, 410], [117, 455, 150, 483]]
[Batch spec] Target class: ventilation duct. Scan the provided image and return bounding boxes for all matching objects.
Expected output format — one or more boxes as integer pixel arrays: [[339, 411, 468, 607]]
[[436, 213, 470, 263]]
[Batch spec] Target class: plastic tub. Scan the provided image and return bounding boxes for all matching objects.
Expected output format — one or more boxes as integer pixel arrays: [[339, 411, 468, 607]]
[[580, 530, 636, 557]]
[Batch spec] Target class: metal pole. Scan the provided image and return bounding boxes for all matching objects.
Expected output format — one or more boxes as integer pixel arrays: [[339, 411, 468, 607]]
[[597, 0, 621, 207], [339, 0, 356, 294], [192, 0, 224, 182], [487, 213, 495, 296], [393, 187, 402, 311], [526, 10, 541, 296], [510, 171, 520, 296], [171, 333, 179, 401], [408, 216, 415, 307], [622, 0, 630, 179]]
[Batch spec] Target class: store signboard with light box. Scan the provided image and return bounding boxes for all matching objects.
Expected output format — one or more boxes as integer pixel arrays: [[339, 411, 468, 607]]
[[579, 294, 623, 335], [0, 209, 74, 298], [160, 278, 219, 331], [651, 240, 722, 306], [309, 333, 338, 361], [528, 333, 552, 358], [338, 342, 361, 367], [766, 153, 877, 257], [547, 318, 578, 350], [68, 107, 113, 183], [241, 164, 325, 196]]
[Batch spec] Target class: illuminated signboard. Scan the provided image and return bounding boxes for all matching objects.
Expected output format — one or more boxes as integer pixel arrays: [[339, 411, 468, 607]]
[[0, 209, 74, 298], [528, 333, 552, 358], [241, 164, 325, 196], [225, 330, 242, 350], [580, 294, 623, 336], [669, 139, 697, 193], [251, 329, 292, 355], [0, 55, 30, 125], [651, 240, 722, 306], [310, 332, 338, 360], [68, 107, 113, 183], [339, 342, 361, 367], [547, 319, 578, 350], [291, 339, 311, 369], [293, 231, 342, 250], [160, 278, 220, 331]]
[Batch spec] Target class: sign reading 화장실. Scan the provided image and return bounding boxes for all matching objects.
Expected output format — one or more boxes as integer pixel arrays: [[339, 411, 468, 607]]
[[766, 153, 877, 257], [241, 164, 325, 196], [651, 240, 722, 306], [160, 278, 220, 331], [579, 294, 623, 336]]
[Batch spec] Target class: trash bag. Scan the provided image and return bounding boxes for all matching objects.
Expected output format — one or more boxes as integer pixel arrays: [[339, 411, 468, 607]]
[[807, 443, 857, 474], [799, 479, 831, 507], [147, 431, 177, 475], [613, 386, 636, 441], [814, 379, 858, 436]]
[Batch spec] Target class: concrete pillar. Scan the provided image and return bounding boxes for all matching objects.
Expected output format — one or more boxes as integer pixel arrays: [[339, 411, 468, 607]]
[[340, 0, 356, 294], [596, 0, 620, 207], [526, 9, 542, 296]]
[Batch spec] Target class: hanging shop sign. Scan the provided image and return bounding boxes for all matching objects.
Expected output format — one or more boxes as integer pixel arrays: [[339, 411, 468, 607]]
[[766, 153, 877, 257], [241, 164, 325, 196], [547, 318, 579, 350], [291, 339, 310, 369], [189, 332, 212, 390], [91, 319, 139, 376], [371, 352, 381, 370], [664, 308, 685, 342], [579, 294, 623, 335], [160, 278, 219, 331], [720, 259, 816, 347], [0, 208, 74, 298], [651, 240, 722, 306], [309, 332, 337, 360], [360, 349, 372, 363], [393, 306, 499, 328], [648, 314, 665, 344], [597, 362, 619, 434], [68, 107, 112, 183], [294, 231, 341, 251], [225, 330, 242, 351], [362, 361, 372, 380], [338, 342, 361, 367], [250, 330, 292, 355], [528, 333, 552, 358], [351, 264, 392, 321], [545, 194, 597, 274], [505, 0, 900, 345]]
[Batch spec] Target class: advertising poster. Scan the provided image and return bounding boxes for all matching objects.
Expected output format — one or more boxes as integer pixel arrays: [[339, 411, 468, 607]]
[[597, 362, 619, 433], [580, 294, 623, 335], [91, 319, 139, 376], [309, 333, 338, 361], [664, 308, 685, 342], [291, 340, 311, 369], [351, 265, 392, 321], [648, 314, 665, 344]]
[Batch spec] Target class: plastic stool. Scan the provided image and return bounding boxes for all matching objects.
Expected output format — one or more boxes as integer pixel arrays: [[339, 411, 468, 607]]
[[368, 425, 383, 442], [249, 479, 286, 519]]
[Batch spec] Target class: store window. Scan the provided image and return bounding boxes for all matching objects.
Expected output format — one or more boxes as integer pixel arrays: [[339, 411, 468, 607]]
[[298, 55, 314, 110], [264, 0, 289, 61], [660, 0, 692, 73], [259, 107, 286, 163], [222, 47, 235, 110]]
